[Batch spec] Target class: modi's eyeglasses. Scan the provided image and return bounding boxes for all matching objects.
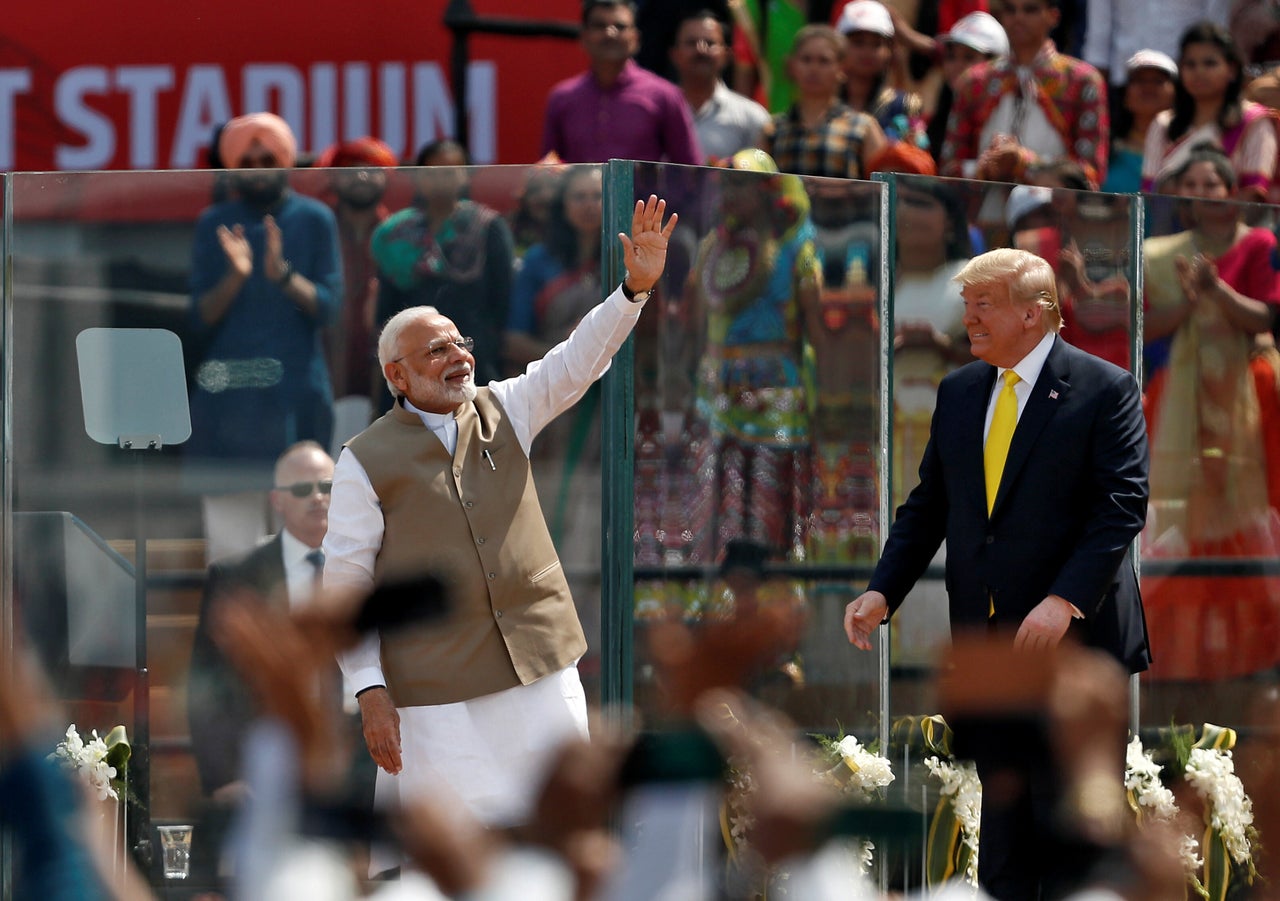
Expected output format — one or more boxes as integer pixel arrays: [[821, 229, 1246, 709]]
[[392, 336, 475, 363], [276, 480, 334, 497]]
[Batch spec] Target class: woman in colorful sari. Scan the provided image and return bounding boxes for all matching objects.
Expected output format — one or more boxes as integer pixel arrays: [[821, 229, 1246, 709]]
[[686, 149, 822, 564], [1141, 22, 1277, 201], [1142, 144, 1280, 679], [370, 140, 513, 409]]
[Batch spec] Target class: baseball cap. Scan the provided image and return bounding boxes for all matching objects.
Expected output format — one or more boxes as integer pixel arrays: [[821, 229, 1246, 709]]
[[1126, 49, 1178, 78], [1005, 185, 1054, 229], [942, 12, 1009, 58], [836, 0, 895, 38]]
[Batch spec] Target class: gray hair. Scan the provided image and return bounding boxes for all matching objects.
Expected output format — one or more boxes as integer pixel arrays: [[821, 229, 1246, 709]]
[[377, 305, 440, 399]]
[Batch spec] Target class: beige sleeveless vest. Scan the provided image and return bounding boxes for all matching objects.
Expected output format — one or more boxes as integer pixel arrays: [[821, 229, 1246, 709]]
[[346, 390, 586, 706]]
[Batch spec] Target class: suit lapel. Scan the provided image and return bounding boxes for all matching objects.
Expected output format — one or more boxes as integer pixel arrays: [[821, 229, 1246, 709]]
[[242, 534, 287, 607], [991, 337, 1070, 516]]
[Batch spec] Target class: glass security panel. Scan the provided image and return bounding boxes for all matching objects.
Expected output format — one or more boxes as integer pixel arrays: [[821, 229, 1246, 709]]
[[884, 175, 1140, 687], [4, 162, 604, 892], [877, 175, 1142, 894], [625, 160, 886, 737], [1137, 188, 1280, 733]]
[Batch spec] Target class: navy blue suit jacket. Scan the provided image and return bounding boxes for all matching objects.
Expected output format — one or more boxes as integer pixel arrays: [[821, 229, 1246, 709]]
[[868, 336, 1152, 673]]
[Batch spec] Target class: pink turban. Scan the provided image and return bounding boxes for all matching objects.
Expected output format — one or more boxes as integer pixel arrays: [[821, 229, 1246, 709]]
[[218, 113, 298, 169]]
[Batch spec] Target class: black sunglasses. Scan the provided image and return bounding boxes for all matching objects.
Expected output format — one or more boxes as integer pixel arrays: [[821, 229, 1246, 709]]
[[276, 479, 334, 498]]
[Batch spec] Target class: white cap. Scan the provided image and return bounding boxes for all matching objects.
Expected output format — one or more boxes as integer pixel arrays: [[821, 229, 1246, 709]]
[[1125, 49, 1178, 78], [836, 0, 895, 38], [1006, 185, 1054, 228], [942, 12, 1009, 58]]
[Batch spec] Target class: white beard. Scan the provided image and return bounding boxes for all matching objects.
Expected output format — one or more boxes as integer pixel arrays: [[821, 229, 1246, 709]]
[[406, 368, 476, 410]]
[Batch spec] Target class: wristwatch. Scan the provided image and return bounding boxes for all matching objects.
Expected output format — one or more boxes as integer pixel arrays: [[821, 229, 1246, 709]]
[[621, 279, 652, 303], [274, 261, 294, 287]]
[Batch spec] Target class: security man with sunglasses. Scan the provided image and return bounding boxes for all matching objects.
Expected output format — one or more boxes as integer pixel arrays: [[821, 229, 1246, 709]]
[[186, 440, 337, 885]]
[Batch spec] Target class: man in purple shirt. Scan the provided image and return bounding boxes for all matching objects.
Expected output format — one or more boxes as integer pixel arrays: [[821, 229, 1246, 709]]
[[541, 0, 704, 165]]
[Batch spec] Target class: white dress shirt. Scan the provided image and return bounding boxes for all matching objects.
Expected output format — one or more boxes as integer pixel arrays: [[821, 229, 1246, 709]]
[[279, 528, 324, 608], [983, 331, 1056, 441]]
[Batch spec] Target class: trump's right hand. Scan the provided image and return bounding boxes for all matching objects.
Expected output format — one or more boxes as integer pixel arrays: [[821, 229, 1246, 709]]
[[357, 686, 402, 774], [844, 591, 888, 651]]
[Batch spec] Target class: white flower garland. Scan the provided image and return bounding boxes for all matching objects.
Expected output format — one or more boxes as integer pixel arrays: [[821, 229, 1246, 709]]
[[924, 755, 982, 887], [1124, 736, 1202, 877], [49, 724, 119, 801], [1124, 736, 1179, 822], [830, 735, 896, 799], [1185, 746, 1255, 871], [811, 735, 897, 875]]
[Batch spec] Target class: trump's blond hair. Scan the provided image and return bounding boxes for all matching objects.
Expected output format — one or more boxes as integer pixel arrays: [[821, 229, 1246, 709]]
[[953, 248, 1062, 333]]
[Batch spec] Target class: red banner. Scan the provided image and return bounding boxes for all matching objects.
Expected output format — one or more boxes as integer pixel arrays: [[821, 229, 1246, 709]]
[[2, 0, 583, 172]]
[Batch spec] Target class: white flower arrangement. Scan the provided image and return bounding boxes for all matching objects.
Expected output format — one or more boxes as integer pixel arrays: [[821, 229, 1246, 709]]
[[1124, 728, 1258, 896], [924, 755, 982, 888], [1124, 736, 1179, 822], [48, 724, 130, 803], [829, 735, 897, 800], [1124, 735, 1202, 878], [1185, 746, 1257, 875], [1179, 834, 1206, 877], [811, 733, 896, 876]]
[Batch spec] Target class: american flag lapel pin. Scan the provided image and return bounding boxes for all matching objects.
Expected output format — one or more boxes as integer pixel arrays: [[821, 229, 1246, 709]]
[[1049, 389, 1059, 400]]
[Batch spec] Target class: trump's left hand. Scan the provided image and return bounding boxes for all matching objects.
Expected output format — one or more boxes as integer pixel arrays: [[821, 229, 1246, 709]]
[[618, 194, 678, 294], [1014, 594, 1075, 653]]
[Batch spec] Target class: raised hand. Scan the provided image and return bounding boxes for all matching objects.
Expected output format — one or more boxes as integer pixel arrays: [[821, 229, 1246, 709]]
[[618, 194, 678, 293], [1175, 252, 1220, 302], [262, 215, 288, 283], [216, 223, 252, 279]]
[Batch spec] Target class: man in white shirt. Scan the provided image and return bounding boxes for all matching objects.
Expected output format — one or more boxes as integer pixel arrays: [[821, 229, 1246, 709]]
[[325, 196, 677, 856], [670, 10, 771, 163]]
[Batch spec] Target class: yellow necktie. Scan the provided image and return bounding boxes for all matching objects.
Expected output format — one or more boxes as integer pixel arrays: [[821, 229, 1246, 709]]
[[984, 370, 1020, 515]]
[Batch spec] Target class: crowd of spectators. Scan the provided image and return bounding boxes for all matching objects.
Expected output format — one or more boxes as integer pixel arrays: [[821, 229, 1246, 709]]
[[18, 1, 1280, 897], [180, 0, 1280, 666]]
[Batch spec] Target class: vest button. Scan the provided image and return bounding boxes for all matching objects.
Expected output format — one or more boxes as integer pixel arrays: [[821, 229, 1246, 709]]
[[495, 610, 503, 618], [985, 535, 995, 545], [465, 500, 474, 509], [488, 571, 496, 580], [477, 537, 486, 545]]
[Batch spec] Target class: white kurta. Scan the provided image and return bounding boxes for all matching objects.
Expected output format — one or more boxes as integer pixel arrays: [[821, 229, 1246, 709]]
[[326, 286, 644, 833]]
